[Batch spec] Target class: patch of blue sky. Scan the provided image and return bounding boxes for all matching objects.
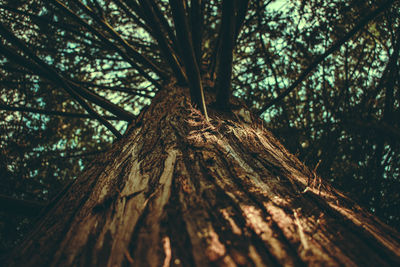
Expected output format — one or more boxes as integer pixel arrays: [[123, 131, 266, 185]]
[[267, 0, 289, 12]]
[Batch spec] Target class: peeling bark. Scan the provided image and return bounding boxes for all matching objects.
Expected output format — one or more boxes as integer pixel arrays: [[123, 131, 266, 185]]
[[6, 86, 400, 266]]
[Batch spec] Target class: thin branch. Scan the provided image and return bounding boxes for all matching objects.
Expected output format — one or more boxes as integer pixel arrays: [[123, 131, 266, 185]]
[[0, 4, 105, 48], [137, 0, 188, 84], [0, 194, 46, 217], [147, 0, 182, 57], [383, 27, 400, 122], [0, 23, 125, 137], [256, 0, 281, 88], [0, 21, 135, 121], [112, 0, 154, 35], [0, 104, 122, 121], [72, 80, 155, 98], [257, 0, 395, 116], [344, 118, 400, 141], [54, 149, 107, 159], [52, 0, 164, 89], [61, 85, 124, 138], [76, 0, 162, 72]]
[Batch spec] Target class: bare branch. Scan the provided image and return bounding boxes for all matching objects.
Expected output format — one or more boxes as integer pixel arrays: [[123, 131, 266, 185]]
[[112, 0, 154, 35], [52, 0, 164, 89], [0, 22, 129, 137], [147, 0, 182, 57], [0, 194, 46, 217], [72, 80, 155, 98], [234, 0, 249, 40], [137, 0, 188, 84], [257, 0, 396, 116], [169, 0, 208, 119], [0, 104, 122, 121], [214, 0, 237, 110], [190, 0, 204, 65]]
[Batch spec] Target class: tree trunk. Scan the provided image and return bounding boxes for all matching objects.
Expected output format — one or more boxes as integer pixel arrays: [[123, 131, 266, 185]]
[[6, 86, 400, 267]]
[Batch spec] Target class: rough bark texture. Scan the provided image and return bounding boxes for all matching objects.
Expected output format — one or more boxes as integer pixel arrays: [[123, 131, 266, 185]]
[[6, 86, 400, 266]]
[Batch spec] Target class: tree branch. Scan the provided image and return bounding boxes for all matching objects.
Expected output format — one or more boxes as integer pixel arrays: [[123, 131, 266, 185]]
[[214, 0, 237, 110], [71, 80, 155, 98], [190, 0, 204, 65], [257, 0, 395, 116], [169, 0, 208, 119], [113, 0, 154, 37], [382, 27, 400, 123], [75, 0, 164, 75], [0, 194, 46, 217], [234, 0, 249, 40], [147, 0, 182, 58], [0, 4, 105, 48], [0, 21, 135, 120], [0, 103, 121, 121], [137, 0, 188, 84], [0, 24, 126, 137], [52, 0, 164, 90]]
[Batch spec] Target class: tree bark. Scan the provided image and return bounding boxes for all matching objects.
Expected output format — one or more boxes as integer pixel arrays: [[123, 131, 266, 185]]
[[5, 86, 400, 267]]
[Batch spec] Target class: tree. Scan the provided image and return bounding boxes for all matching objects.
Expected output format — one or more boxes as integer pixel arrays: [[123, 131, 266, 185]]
[[1, 0, 400, 265]]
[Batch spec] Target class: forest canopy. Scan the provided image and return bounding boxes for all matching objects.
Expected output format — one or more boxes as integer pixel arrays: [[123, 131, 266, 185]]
[[0, 0, 399, 255]]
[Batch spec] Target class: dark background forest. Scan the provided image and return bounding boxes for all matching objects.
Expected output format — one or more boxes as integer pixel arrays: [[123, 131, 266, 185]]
[[0, 0, 399, 256]]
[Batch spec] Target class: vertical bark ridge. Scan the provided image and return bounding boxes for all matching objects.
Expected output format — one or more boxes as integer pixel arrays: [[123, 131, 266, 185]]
[[8, 131, 139, 266], [177, 150, 233, 266], [198, 145, 309, 266], [199, 160, 304, 267], [50, 145, 139, 266], [161, 162, 197, 267], [303, 189, 400, 266], [129, 149, 178, 267]]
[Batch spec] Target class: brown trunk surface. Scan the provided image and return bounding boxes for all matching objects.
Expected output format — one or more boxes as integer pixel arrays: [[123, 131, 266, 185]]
[[6, 86, 400, 266]]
